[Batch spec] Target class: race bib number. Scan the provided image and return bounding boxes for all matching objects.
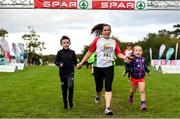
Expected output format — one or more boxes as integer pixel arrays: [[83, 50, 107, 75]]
[[103, 45, 113, 61]]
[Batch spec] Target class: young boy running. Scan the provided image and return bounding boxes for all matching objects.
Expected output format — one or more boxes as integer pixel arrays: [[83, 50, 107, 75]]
[[55, 35, 78, 109]]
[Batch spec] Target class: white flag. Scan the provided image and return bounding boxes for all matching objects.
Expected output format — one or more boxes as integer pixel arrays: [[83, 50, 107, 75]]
[[175, 43, 178, 60], [17, 43, 25, 54]]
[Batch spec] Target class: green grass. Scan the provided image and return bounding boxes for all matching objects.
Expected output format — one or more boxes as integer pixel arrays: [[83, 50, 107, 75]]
[[0, 66, 180, 118]]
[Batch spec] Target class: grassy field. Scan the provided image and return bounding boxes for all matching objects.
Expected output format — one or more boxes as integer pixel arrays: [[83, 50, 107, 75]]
[[0, 65, 180, 118]]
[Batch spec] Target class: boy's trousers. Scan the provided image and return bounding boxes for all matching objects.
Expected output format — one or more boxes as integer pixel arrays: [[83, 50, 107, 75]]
[[60, 73, 74, 106]]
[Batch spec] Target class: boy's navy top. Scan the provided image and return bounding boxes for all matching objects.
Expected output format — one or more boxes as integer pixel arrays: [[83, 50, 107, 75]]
[[55, 48, 78, 78], [130, 55, 150, 79]]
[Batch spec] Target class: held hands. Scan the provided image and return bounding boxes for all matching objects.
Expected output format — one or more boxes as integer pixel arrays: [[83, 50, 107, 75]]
[[59, 62, 63, 67], [76, 62, 83, 69], [127, 55, 133, 60], [125, 56, 133, 63]]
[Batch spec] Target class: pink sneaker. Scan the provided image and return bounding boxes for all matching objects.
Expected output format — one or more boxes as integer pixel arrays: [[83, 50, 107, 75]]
[[141, 103, 147, 111]]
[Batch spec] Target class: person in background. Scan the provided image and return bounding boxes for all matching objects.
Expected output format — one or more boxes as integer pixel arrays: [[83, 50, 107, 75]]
[[87, 52, 96, 75], [122, 43, 133, 77], [55, 35, 78, 109]]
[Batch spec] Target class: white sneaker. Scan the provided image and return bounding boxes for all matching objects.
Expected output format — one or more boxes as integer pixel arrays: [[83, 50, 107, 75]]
[[95, 96, 100, 104], [104, 107, 113, 115]]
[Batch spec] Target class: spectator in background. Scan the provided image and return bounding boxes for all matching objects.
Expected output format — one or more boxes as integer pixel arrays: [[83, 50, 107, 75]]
[[87, 52, 95, 75], [122, 43, 133, 77]]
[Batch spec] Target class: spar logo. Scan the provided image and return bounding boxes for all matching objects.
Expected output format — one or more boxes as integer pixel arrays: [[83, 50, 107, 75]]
[[92, 0, 135, 10], [42, 0, 77, 9], [79, 0, 88, 9], [136, 1, 146, 10]]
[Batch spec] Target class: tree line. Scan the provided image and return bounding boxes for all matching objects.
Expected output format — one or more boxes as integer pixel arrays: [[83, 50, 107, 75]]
[[81, 24, 180, 65], [0, 24, 179, 65]]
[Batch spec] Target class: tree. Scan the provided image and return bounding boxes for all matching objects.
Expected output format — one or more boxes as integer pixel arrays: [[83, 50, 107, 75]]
[[22, 26, 46, 64], [170, 24, 180, 38], [82, 45, 89, 57], [139, 28, 179, 63], [0, 28, 8, 37], [81, 25, 180, 66]]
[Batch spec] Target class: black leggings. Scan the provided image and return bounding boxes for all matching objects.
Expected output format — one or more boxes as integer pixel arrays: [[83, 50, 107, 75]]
[[60, 73, 74, 105], [94, 66, 114, 92]]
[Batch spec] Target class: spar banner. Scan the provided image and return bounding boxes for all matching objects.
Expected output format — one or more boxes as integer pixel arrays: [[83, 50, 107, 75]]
[[34, 0, 147, 10], [1, 0, 180, 9], [151, 59, 180, 66], [35, 0, 78, 9]]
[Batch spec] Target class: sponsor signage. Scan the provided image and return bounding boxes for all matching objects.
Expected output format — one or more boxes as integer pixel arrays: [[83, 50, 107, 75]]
[[92, 0, 135, 10], [147, 0, 180, 10], [151, 59, 180, 66], [10, 63, 25, 70], [159, 65, 180, 74], [1, 0, 180, 9], [152, 59, 180, 74], [34, 0, 78, 9], [0, 65, 18, 72], [34, 0, 146, 10]]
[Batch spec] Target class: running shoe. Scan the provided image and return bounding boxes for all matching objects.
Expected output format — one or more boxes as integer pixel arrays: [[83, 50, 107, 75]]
[[104, 107, 113, 115], [95, 96, 100, 104]]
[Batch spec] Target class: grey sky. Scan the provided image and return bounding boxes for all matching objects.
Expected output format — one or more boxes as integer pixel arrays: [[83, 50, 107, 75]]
[[0, 9, 180, 55]]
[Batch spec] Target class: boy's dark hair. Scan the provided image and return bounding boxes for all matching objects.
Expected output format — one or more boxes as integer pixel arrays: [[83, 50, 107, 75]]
[[60, 35, 71, 44], [91, 23, 111, 37]]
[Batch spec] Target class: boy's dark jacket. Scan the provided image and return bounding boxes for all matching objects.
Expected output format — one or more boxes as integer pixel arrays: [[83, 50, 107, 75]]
[[55, 48, 77, 78]]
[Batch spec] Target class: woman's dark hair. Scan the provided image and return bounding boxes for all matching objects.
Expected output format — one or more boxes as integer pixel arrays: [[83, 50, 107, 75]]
[[60, 35, 71, 44], [91, 23, 111, 37]]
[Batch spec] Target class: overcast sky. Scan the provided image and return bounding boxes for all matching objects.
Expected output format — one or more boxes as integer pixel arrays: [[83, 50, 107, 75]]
[[0, 9, 180, 55]]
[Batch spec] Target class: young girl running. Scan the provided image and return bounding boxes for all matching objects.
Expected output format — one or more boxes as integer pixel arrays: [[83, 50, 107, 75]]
[[128, 45, 150, 111]]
